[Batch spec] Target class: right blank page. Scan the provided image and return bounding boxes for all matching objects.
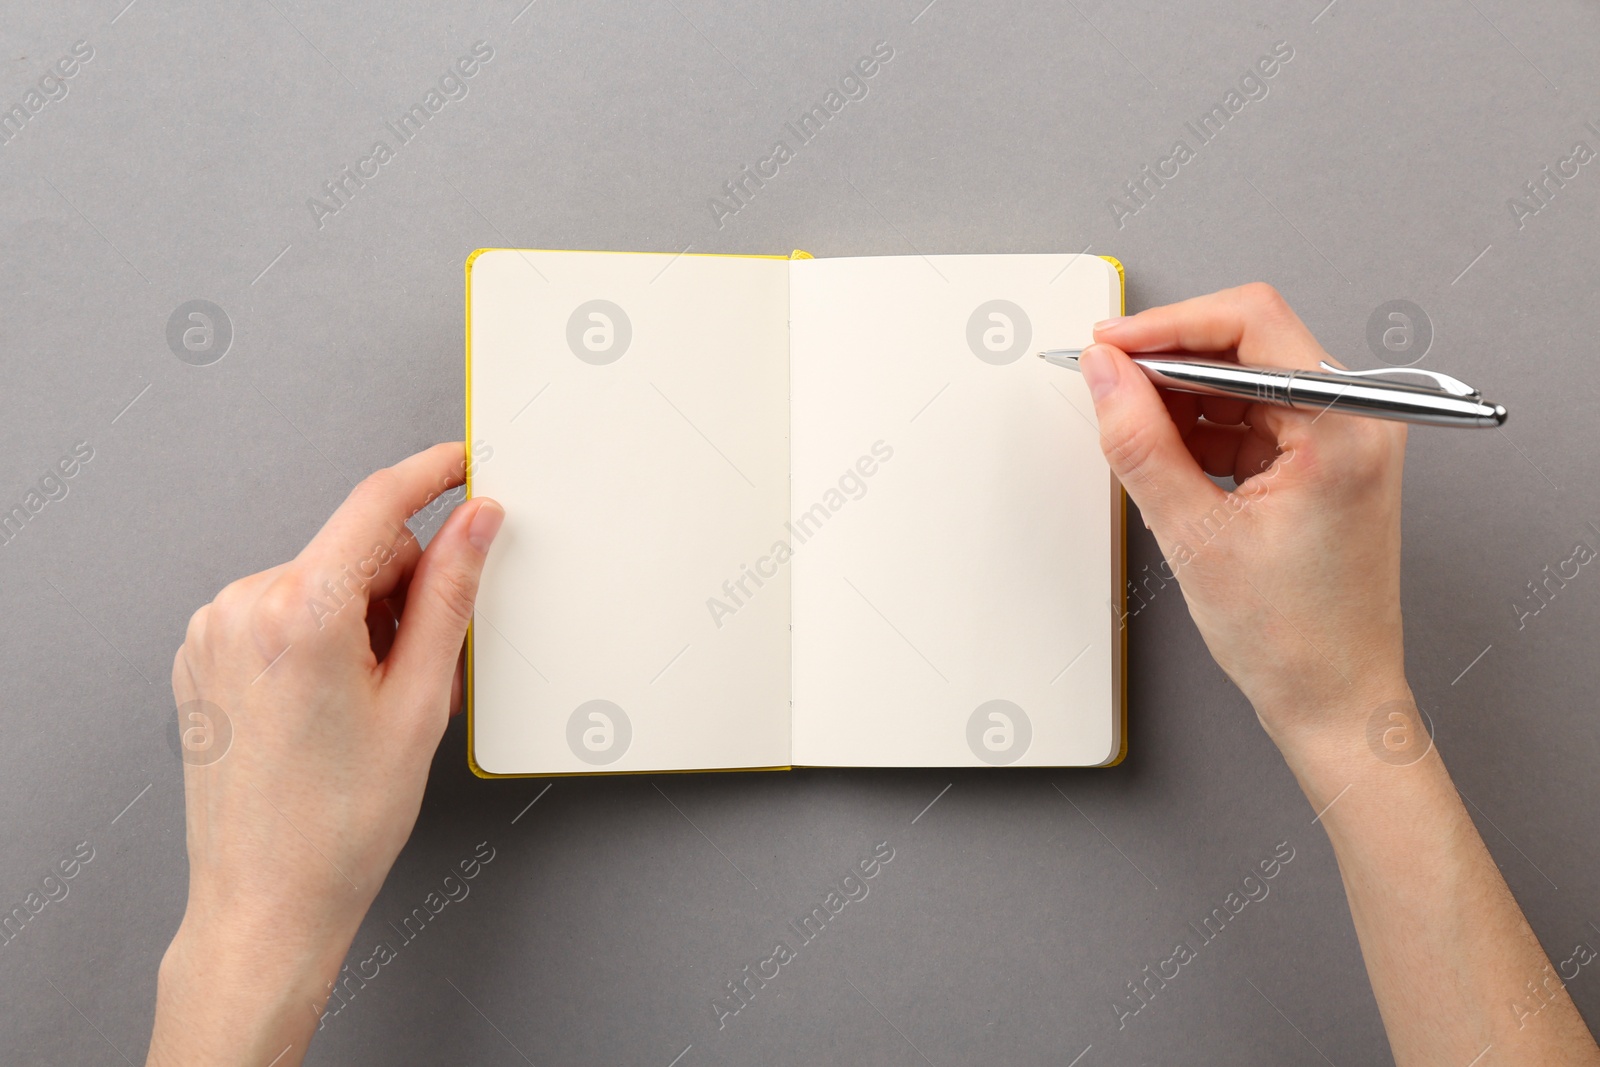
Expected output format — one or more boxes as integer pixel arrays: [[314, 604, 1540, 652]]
[[789, 253, 1124, 767]]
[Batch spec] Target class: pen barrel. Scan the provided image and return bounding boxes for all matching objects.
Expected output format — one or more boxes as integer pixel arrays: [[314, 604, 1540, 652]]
[[1131, 359, 1502, 428], [1135, 358, 1293, 404], [1284, 372, 1501, 427]]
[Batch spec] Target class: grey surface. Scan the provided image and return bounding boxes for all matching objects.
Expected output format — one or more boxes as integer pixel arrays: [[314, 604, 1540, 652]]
[[3, 0, 1599, 1063]]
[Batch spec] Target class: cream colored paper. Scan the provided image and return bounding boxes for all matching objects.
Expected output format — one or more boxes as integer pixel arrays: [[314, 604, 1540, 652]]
[[468, 250, 793, 774], [788, 254, 1121, 766]]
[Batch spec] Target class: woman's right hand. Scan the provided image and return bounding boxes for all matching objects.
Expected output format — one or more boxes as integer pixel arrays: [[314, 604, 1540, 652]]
[[1080, 283, 1413, 764]]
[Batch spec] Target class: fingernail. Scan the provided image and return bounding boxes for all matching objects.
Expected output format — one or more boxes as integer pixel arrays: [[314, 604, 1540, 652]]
[[1078, 344, 1119, 401], [468, 500, 504, 552], [1094, 316, 1129, 333]]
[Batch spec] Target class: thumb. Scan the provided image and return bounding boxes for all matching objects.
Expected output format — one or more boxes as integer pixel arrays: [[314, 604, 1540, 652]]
[[384, 498, 504, 708], [1079, 344, 1225, 534]]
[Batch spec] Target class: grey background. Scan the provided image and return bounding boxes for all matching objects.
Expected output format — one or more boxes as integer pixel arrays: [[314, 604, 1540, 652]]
[[2, 0, 1598, 1063]]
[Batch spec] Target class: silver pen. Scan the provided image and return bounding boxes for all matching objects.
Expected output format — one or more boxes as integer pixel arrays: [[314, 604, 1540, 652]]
[[1038, 349, 1507, 428]]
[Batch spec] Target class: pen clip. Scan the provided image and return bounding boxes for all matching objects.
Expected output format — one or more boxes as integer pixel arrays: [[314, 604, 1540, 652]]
[[1317, 361, 1481, 398]]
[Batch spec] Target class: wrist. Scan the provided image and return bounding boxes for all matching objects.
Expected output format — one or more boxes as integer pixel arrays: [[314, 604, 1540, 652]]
[[1255, 678, 1423, 784], [149, 905, 357, 1065]]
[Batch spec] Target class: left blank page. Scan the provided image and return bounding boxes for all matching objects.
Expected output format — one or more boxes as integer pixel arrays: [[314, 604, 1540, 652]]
[[467, 250, 792, 774]]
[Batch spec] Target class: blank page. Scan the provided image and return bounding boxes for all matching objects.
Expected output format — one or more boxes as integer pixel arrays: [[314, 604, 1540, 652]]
[[467, 250, 792, 774], [788, 254, 1123, 767]]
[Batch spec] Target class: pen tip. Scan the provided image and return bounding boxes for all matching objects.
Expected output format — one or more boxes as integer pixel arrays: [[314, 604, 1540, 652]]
[[1038, 349, 1085, 371], [1494, 404, 1508, 426]]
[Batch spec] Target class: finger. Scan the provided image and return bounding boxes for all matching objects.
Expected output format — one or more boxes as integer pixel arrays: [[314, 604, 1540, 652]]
[[1239, 394, 1340, 452], [383, 498, 505, 718], [1160, 387, 1200, 438], [1183, 423, 1250, 479], [450, 648, 465, 718], [171, 645, 198, 704], [182, 603, 211, 654], [387, 580, 409, 634], [1199, 396, 1250, 426], [297, 443, 470, 594], [1079, 343, 1227, 532], [361, 525, 423, 605], [185, 563, 287, 650], [302, 528, 423, 633], [367, 598, 399, 663], [1093, 283, 1327, 370], [211, 562, 290, 614], [1234, 426, 1284, 485]]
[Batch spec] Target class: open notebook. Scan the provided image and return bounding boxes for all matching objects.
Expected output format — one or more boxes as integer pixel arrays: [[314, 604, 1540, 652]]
[[464, 249, 1126, 775]]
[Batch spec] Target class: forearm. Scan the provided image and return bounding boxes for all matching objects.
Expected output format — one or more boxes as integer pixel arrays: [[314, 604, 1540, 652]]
[[147, 911, 354, 1067], [1282, 708, 1599, 1065]]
